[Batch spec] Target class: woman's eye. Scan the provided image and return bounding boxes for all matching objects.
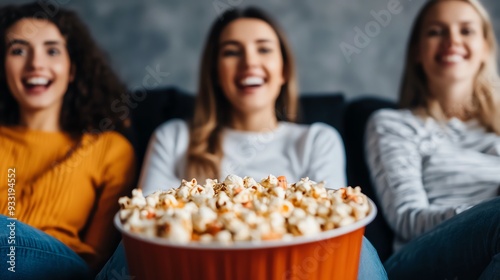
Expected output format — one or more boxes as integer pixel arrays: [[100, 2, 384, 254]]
[[258, 47, 272, 54], [10, 48, 25, 56], [221, 49, 240, 57], [461, 28, 475, 35], [48, 48, 61, 56], [427, 29, 443, 36]]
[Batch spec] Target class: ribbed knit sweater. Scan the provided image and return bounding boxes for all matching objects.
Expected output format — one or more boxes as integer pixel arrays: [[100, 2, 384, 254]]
[[0, 126, 135, 269], [365, 109, 500, 250]]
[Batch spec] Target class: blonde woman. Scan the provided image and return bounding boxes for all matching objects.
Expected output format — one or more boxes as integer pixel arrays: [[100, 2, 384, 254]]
[[366, 0, 500, 278]]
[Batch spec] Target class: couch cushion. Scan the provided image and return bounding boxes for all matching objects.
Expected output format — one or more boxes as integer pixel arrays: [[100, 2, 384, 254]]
[[130, 87, 194, 166], [298, 93, 345, 136], [343, 96, 397, 262]]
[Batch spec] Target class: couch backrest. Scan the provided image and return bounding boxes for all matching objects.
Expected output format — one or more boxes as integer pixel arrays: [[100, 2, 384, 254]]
[[129, 88, 396, 261], [130, 88, 195, 166], [343, 97, 397, 262]]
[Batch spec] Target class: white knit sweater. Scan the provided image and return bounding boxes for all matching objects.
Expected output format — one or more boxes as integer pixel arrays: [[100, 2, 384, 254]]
[[366, 109, 500, 250], [140, 119, 346, 195]]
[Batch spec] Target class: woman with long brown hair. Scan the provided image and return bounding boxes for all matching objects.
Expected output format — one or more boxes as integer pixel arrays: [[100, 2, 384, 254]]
[[366, 0, 500, 278], [98, 6, 386, 280], [0, 3, 135, 279], [138, 7, 345, 191]]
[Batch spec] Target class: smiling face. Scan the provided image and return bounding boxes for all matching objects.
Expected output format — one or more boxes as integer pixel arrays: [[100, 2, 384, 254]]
[[217, 18, 285, 118], [418, 1, 487, 85], [4, 18, 73, 117]]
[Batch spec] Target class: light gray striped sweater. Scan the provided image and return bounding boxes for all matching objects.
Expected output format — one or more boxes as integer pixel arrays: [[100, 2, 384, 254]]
[[365, 109, 500, 251]]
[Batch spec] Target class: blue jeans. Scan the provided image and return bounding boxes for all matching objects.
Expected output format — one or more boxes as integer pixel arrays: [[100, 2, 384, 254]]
[[96, 236, 387, 279], [0, 215, 91, 280], [384, 197, 500, 280]]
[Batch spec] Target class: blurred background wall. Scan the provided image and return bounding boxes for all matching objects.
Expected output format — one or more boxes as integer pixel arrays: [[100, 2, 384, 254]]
[[3, 0, 500, 100]]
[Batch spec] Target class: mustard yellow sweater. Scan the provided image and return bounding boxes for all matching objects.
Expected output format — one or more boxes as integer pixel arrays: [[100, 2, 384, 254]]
[[0, 126, 135, 269]]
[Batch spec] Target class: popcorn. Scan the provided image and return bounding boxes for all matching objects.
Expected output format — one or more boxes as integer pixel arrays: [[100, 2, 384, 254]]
[[232, 188, 252, 204], [176, 186, 190, 200], [199, 233, 213, 243], [260, 174, 279, 188], [119, 175, 370, 244], [297, 216, 321, 236], [192, 206, 216, 232], [157, 211, 192, 243], [294, 177, 314, 193], [224, 174, 244, 189], [130, 189, 146, 208], [216, 191, 231, 208], [118, 196, 132, 209], [215, 230, 232, 244], [243, 176, 259, 189], [160, 194, 178, 208], [270, 187, 286, 200], [231, 221, 251, 241]]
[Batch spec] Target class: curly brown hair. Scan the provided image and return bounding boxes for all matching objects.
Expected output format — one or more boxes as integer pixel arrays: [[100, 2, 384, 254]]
[[0, 2, 129, 136]]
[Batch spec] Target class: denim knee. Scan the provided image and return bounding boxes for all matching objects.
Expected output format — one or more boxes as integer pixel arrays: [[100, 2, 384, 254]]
[[358, 237, 388, 280], [0, 215, 91, 280]]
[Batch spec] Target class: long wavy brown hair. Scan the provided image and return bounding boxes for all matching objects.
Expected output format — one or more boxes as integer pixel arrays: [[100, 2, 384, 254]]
[[399, 0, 500, 134], [186, 7, 298, 180], [0, 3, 129, 137]]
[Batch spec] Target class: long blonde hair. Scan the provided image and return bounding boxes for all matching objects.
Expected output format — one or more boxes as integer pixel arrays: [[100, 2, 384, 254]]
[[186, 7, 298, 181], [399, 0, 500, 133]]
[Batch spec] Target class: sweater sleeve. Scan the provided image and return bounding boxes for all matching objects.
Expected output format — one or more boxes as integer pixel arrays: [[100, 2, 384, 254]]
[[304, 123, 346, 189], [365, 110, 464, 242], [82, 132, 135, 272], [139, 119, 188, 195]]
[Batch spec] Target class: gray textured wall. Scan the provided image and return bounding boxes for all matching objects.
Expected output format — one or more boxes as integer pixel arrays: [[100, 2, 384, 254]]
[[3, 0, 500, 100]]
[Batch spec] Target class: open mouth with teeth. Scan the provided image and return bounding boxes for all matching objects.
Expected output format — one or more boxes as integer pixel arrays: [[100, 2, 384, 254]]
[[237, 76, 266, 90], [436, 54, 466, 64], [23, 77, 53, 92]]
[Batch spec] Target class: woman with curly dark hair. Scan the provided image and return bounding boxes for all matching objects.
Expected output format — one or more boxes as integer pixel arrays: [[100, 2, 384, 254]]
[[0, 2, 135, 279]]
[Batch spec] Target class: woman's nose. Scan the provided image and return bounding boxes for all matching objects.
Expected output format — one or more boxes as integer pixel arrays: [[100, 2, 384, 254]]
[[26, 49, 46, 70], [444, 28, 462, 48], [243, 49, 259, 68]]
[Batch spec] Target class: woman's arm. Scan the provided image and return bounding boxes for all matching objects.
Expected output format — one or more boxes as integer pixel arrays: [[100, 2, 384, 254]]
[[139, 119, 188, 195], [304, 123, 346, 189], [365, 110, 465, 242], [82, 133, 135, 273]]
